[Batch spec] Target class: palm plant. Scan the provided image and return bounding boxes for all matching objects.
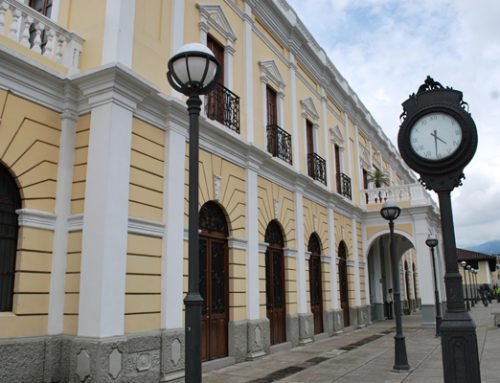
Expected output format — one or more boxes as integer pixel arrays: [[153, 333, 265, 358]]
[[367, 169, 390, 188]]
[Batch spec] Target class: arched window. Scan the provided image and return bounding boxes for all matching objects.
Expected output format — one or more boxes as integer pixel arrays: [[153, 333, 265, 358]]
[[308, 233, 323, 334], [0, 165, 21, 312]]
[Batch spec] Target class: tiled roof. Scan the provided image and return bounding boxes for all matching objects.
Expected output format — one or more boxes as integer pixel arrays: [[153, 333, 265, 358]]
[[456, 248, 497, 271]]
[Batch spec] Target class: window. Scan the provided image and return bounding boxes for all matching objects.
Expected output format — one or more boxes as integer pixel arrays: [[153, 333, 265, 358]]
[[29, 0, 53, 17], [0, 165, 21, 312]]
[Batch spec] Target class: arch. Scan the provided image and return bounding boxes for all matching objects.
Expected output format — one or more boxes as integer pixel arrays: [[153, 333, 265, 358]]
[[0, 164, 21, 312], [199, 201, 229, 361], [265, 220, 286, 345], [364, 229, 415, 262], [338, 240, 350, 327], [308, 233, 323, 334]]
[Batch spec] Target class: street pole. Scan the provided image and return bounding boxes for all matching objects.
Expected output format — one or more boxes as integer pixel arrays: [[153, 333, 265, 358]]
[[461, 262, 470, 311], [426, 237, 442, 336], [467, 266, 475, 307]]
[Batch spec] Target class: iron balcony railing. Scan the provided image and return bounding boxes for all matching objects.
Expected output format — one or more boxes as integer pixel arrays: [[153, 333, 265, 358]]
[[336, 172, 352, 200], [267, 124, 293, 165], [307, 152, 327, 185], [205, 83, 240, 134]]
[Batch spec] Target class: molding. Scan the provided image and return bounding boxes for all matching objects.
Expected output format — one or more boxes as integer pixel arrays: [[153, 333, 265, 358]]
[[16, 209, 56, 230], [258, 242, 269, 253], [197, 4, 237, 42], [258, 59, 286, 90], [68, 214, 83, 232], [330, 125, 344, 144], [300, 97, 319, 122], [228, 237, 248, 250], [284, 248, 297, 258], [321, 255, 331, 263], [128, 217, 164, 237]]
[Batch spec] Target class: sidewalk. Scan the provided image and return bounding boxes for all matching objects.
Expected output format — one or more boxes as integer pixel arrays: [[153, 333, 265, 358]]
[[203, 302, 500, 382]]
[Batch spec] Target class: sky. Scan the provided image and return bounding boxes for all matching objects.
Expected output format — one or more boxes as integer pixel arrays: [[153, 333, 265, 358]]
[[287, 0, 500, 249]]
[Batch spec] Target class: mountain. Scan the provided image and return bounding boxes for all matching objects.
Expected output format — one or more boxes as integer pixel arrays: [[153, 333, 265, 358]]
[[466, 240, 500, 255]]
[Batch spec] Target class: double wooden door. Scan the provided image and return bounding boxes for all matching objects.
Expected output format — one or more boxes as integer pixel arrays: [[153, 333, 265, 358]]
[[266, 244, 286, 345], [199, 234, 228, 362], [338, 242, 350, 327], [309, 252, 323, 334]]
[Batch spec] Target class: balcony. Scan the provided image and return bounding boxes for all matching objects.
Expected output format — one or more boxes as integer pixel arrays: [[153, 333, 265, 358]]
[[267, 124, 292, 165], [336, 172, 352, 200], [0, 0, 83, 73], [205, 83, 240, 134], [307, 152, 327, 185], [360, 183, 436, 209]]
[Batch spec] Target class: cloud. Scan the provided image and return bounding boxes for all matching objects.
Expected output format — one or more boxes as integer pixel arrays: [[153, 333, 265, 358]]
[[288, 0, 500, 247]]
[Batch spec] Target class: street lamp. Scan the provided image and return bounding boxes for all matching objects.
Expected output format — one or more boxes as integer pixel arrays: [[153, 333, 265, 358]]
[[425, 236, 442, 336], [380, 200, 409, 371], [460, 261, 470, 311], [467, 265, 475, 307], [473, 269, 479, 303], [167, 43, 220, 383]]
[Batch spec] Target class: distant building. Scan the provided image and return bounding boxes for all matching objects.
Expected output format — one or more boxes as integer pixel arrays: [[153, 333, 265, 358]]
[[457, 248, 497, 286]]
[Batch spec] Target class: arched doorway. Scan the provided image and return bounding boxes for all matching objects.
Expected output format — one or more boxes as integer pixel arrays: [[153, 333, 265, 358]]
[[0, 165, 21, 312], [199, 201, 229, 361], [308, 233, 323, 334], [265, 220, 286, 345], [338, 241, 350, 327], [412, 262, 418, 310]]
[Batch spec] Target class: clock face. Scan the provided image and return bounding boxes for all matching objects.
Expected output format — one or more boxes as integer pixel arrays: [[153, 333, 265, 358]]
[[409, 112, 462, 160]]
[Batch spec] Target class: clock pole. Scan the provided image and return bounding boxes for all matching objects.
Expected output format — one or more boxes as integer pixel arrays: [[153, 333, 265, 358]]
[[397, 77, 480, 383]]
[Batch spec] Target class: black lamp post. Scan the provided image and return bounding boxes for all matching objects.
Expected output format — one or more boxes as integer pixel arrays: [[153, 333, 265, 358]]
[[380, 200, 409, 371], [473, 269, 479, 303], [460, 261, 470, 311], [426, 236, 442, 336], [467, 265, 475, 307], [167, 43, 220, 383]]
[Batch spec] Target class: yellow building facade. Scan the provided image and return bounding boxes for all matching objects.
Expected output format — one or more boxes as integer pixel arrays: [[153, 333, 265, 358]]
[[0, 0, 443, 381]]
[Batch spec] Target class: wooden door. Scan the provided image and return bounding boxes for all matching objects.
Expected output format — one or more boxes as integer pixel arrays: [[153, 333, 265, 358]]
[[265, 221, 286, 345], [335, 144, 341, 193], [206, 35, 225, 124], [338, 242, 350, 327], [308, 234, 323, 334], [0, 166, 20, 312], [199, 202, 229, 362], [306, 120, 314, 154]]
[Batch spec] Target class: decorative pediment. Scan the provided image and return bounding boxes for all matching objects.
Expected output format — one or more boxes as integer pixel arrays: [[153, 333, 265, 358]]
[[300, 97, 319, 121], [359, 145, 370, 167], [330, 124, 344, 144], [198, 4, 237, 42], [259, 60, 286, 90]]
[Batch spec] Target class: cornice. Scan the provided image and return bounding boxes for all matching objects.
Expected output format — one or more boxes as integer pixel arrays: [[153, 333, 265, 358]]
[[17, 209, 56, 231]]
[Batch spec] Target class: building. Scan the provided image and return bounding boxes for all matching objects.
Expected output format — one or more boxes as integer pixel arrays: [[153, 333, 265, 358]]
[[0, 0, 443, 381], [457, 248, 498, 287]]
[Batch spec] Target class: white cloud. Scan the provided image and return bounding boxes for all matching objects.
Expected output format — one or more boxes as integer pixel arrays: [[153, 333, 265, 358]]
[[288, 0, 500, 248]]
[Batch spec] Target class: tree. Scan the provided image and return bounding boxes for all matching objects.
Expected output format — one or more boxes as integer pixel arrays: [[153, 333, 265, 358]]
[[367, 169, 390, 188]]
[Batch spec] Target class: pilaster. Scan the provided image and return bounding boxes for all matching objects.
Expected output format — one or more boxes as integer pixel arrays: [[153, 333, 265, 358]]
[[102, 0, 135, 67]]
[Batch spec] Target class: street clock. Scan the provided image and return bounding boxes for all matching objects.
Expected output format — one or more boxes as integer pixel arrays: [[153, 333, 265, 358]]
[[397, 76, 478, 192]]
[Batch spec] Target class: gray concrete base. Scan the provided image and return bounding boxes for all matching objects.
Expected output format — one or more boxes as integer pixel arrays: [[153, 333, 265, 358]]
[[298, 312, 314, 344], [371, 303, 385, 322], [247, 318, 269, 359], [228, 320, 247, 362], [160, 328, 184, 380], [420, 304, 437, 325], [286, 314, 299, 347]]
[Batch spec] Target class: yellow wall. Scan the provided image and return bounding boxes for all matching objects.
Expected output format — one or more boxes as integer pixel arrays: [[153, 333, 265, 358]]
[[71, 114, 90, 215]]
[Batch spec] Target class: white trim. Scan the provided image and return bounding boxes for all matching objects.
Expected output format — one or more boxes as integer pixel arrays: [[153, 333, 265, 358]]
[[247, 167, 260, 319], [290, 54, 299, 170], [78, 100, 133, 337], [197, 4, 237, 43], [244, 2, 254, 143], [102, 0, 135, 67], [258, 242, 269, 254], [295, 189, 306, 313], [16, 208, 56, 230], [328, 206, 339, 309], [162, 129, 186, 329], [284, 248, 298, 258], [128, 217, 164, 238], [48, 105, 77, 335], [228, 237, 248, 250]]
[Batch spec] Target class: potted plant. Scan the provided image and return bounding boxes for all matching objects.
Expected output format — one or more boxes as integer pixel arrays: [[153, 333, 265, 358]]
[[367, 169, 390, 188]]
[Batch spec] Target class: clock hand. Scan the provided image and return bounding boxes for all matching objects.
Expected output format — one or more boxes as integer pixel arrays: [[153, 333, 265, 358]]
[[430, 130, 447, 144]]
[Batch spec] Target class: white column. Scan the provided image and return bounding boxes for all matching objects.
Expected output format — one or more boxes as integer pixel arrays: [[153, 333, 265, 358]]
[[78, 100, 134, 337], [295, 187, 306, 313], [48, 100, 77, 335], [50, 0, 61, 22], [162, 128, 186, 329], [354, 125, 362, 201], [290, 54, 299, 170], [102, 0, 135, 67], [320, 89, 331, 191], [170, 0, 185, 98], [344, 113, 353, 178], [328, 205, 339, 310], [362, 223, 370, 305], [243, 2, 254, 143], [224, 44, 235, 90], [411, 213, 435, 307], [352, 218, 361, 306], [247, 163, 260, 319]]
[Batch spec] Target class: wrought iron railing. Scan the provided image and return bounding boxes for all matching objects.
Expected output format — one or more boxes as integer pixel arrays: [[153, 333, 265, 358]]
[[205, 83, 240, 133], [336, 172, 352, 200], [267, 124, 293, 165], [307, 152, 327, 185]]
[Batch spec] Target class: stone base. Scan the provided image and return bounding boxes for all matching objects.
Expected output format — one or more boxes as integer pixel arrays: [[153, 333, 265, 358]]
[[298, 313, 314, 344], [420, 304, 438, 325], [160, 328, 184, 380], [247, 318, 269, 359], [286, 314, 299, 347], [371, 303, 385, 322], [0, 336, 49, 383], [228, 320, 247, 362]]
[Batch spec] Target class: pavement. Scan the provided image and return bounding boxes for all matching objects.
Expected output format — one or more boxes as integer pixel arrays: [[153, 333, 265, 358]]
[[203, 301, 500, 382]]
